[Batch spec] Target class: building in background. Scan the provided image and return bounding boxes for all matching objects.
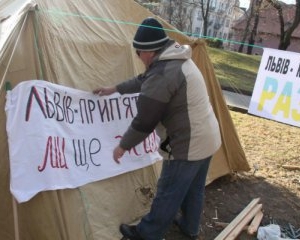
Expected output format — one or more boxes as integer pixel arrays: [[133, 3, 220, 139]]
[[232, 2, 300, 54], [158, 0, 244, 50], [136, 0, 299, 54]]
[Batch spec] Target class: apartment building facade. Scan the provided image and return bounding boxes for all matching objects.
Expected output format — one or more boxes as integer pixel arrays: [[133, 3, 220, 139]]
[[158, 0, 244, 45]]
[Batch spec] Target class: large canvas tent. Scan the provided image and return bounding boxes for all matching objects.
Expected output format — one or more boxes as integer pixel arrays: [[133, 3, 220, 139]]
[[0, 0, 250, 239]]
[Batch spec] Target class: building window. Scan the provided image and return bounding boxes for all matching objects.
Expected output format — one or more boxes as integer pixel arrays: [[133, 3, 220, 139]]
[[225, 19, 229, 27], [197, 10, 202, 21]]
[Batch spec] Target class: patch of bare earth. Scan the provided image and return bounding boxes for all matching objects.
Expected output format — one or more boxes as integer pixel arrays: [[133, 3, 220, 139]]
[[166, 110, 300, 240]]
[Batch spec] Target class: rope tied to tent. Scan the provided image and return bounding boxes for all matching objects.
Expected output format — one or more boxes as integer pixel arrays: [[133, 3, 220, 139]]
[[39, 9, 263, 49]]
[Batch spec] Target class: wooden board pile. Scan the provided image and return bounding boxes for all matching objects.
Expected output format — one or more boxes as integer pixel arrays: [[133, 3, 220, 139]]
[[214, 198, 263, 240]]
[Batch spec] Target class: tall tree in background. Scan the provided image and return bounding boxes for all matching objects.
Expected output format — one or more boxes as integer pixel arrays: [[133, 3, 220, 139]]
[[160, 0, 191, 32], [265, 0, 300, 50], [247, 0, 263, 54], [170, 0, 186, 31], [190, 0, 211, 37], [238, 0, 300, 53], [238, 0, 255, 53], [190, 0, 233, 38]]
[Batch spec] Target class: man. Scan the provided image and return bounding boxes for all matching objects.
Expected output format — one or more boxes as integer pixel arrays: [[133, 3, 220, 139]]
[[93, 17, 221, 240]]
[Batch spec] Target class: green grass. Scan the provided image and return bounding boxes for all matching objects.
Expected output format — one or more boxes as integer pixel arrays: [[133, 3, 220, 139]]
[[207, 47, 261, 95]]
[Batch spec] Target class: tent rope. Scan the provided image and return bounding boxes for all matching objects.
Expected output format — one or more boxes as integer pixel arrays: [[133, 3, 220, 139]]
[[0, 12, 29, 91], [39, 9, 264, 49], [0, 8, 263, 92]]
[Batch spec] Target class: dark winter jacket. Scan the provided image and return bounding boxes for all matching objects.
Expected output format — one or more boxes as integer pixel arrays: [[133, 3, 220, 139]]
[[116, 40, 221, 160]]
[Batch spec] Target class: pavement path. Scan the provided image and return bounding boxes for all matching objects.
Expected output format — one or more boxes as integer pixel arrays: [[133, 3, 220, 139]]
[[221, 90, 252, 112]]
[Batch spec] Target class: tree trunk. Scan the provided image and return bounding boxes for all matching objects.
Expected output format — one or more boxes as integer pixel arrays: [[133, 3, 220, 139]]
[[238, 0, 255, 53], [247, 0, 263, 54], [266, 0, 300, 51]]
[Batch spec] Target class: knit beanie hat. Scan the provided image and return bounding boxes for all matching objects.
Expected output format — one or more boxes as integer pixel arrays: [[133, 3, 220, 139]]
[[133, 18, 169, 51]]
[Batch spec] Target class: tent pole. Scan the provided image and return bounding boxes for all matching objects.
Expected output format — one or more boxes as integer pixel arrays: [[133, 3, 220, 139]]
[[8, 82, 19, 240], [0, 13, 28, 91], [12, 197, 20, 240]]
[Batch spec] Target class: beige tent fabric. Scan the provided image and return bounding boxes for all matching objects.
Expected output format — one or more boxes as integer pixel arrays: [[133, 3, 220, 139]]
[[0, 0, 250, 239]]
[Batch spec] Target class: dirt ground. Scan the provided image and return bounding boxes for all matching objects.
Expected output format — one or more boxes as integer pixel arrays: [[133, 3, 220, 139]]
[[165, 109, 300, 240]]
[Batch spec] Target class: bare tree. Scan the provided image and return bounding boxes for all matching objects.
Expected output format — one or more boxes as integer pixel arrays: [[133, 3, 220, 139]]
[[247, 0, 263, 54], [190, 0, 211, 36], [159, 0, 191, 32], [171, 0, 189, 31], [238, 0, 255, 53], [186, 5, 195, 35], [190, 0, 233, 39], [265, 0, 300, 50]]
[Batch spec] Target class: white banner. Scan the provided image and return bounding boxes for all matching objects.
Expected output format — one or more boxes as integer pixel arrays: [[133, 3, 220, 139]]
[[248, 48, 300, 127], [5, 80, 162, 203]]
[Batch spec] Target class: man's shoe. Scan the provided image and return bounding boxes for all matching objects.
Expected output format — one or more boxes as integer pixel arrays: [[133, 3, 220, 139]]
[[119, 224, 143, 240], [173, 219, 199, 240]]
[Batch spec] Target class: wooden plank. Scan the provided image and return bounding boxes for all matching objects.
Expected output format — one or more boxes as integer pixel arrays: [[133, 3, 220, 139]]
[[215, 222, 232, 228], [247, 210, 264, 235], [215, 222, 249, 231], [225, 204, 262, 240], [214, 198, 260, 240], [282, 165, 300, 171]]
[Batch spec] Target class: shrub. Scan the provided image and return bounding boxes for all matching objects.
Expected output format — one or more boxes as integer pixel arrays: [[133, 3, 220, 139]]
[[205, 38, 223, 49]]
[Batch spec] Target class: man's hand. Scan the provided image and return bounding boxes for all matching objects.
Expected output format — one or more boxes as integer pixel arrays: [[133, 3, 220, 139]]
[[113, 145, 125, 164], [93, 86, 117, 96]]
